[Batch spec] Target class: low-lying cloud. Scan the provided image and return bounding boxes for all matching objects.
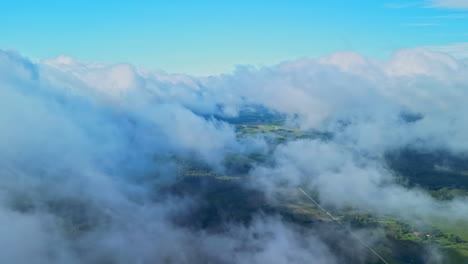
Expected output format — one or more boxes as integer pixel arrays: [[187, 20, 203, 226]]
[[2, 46, 468, 263]]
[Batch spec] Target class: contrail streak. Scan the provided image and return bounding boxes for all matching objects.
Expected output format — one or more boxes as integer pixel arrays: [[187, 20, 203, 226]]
[[298, 187, 391, 264]]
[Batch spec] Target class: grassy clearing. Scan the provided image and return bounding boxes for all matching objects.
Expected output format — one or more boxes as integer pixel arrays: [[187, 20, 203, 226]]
[[183, 170, 242, 181], [377, 215, 468, 258], [281, 202, 333, 221], [215, 176, 242, 180], [444, 244, 468, 257], [431, 219, 468, 241], [183, 170, 217, 177], [236, 124, 316, 139]]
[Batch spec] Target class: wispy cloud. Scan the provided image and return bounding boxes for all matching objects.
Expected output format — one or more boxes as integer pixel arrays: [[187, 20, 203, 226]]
[[402, 23, 442, 26], [429, 33, 468, 36], [384, 2, 424, 8], [427, 0, 468, 9], [424, 42, 468, 58], [387, 1, 468, 9], [433, 12, 468, 18]]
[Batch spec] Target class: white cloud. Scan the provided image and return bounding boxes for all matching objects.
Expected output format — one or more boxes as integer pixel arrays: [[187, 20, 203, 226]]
[[384, 2, 423, 8], [402, 23, 441, 26], [424, 42, 468, 59], [428, 0, 468, 9], [3, 46, 468, 263], [386, 0, 468, 9]]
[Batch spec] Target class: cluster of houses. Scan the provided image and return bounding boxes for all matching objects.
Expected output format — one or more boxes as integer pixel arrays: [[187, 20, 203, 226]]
[[413, 232, 431, 237]]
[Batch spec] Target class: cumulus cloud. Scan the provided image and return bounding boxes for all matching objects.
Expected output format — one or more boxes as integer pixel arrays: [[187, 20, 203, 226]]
[[2, 46, 468, 263]]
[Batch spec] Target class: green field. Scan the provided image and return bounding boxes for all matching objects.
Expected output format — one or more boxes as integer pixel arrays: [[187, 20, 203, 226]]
[[236, 124, 317, 139]]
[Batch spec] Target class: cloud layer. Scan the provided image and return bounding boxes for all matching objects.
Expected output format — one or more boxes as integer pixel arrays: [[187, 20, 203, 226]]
[[2, 47, 468, 263]]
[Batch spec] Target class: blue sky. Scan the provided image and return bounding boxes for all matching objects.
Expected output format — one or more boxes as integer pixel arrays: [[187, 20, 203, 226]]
[[1, 0, 468, 75]]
